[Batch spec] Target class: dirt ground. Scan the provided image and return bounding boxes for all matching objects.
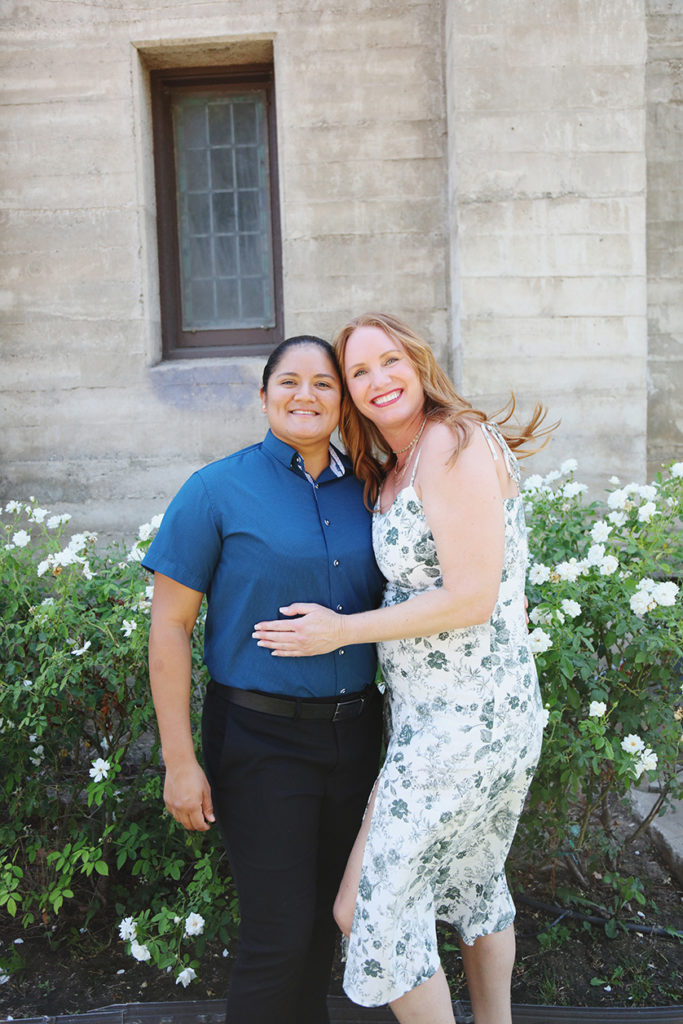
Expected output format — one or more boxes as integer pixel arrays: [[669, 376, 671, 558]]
[[1, 805, 681, 1018]]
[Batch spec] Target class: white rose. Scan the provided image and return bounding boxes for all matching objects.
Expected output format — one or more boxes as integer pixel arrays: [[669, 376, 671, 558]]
[[27, 507, 49, 523], [119, 917, 137, 941], [130, 940, 151, 962], [586, 543, 605, 566], [599, 555, 619, 575], [529, 563, 551, 585], [127, 543, 145, 563], [184, 912, 205, 937], [588, 701, 607, 718], [89, 757, 110, 782], [607, 488, 628, 510], [561, 599, 581, 618], [176, 967, 197, 988], [562, 481, 588, 499], [630, 590, 654, 616], [636, 748, 658, 774], [528, 628, 553, 654], [638, 501, 658, 523], [555, 560, 582, 582], [621, 734, 645, 754], [652, 581, 679, 607], [590, 520, 611, 543], [522, 474, 544, 492]]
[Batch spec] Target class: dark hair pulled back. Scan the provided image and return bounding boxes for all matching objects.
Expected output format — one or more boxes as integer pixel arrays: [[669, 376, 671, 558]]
[[261, 336, 339, 391]]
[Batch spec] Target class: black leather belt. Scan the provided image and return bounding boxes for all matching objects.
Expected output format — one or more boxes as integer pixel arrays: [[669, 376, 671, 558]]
[[208, 679, 376, 722]]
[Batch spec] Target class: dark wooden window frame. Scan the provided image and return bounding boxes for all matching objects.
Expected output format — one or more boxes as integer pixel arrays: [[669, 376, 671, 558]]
[[151, 65, 283, 359]]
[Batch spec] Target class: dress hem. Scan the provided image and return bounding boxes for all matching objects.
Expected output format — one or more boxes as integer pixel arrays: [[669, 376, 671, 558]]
[[342, 962, 440, 1009]]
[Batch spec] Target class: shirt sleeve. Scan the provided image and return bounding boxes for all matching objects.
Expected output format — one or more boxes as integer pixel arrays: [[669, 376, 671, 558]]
[[141, 471, 222, 594]]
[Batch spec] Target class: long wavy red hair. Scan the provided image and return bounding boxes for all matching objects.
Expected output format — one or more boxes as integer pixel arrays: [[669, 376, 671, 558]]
[[333, 312, 556, 508]]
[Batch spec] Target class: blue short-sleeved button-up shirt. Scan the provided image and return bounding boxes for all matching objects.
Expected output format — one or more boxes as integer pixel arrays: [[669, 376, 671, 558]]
[[143, 430, 384, 698]]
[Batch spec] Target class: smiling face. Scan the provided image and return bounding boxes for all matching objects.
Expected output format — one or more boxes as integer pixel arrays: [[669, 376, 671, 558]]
[[260, 344, 341, 454], [343, 325, 425, 436]]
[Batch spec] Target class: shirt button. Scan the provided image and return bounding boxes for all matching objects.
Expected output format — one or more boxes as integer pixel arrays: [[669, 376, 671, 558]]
[[336, 604, 343, 611], [324, 519, 330, 526], [333, 559, 339, 567], [340, 688, 347, 694], [338, 649, 345, 655]]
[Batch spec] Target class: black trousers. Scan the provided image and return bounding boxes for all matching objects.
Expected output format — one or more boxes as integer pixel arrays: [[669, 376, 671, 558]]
[[202, 682, 383, 1024]]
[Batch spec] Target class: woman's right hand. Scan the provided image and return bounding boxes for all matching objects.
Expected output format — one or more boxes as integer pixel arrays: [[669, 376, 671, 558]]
[[163, 756, 215, 832], [149, 573, 212, 831]]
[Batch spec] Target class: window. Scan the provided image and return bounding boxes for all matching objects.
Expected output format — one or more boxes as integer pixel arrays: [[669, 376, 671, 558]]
[[151, 66, 283, 358]]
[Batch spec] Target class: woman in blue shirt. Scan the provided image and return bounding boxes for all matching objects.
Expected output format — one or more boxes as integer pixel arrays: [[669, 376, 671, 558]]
[[143, 336, 384, 1024]]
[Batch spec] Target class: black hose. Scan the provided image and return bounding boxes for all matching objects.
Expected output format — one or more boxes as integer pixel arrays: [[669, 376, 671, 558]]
[[517, 894, 683, 940]]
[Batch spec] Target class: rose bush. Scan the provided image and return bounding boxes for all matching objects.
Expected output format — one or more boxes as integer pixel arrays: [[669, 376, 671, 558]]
[[521, 459, 683, 871], [0, 503, 236, 987], [1, 461, 681, 986]]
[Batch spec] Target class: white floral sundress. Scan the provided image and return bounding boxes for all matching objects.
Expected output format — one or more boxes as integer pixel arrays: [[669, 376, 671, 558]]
[[343, 423, 544, 1007]]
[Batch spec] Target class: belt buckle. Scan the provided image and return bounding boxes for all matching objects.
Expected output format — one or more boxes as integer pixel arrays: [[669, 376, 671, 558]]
[[332, 696, 364, 722]]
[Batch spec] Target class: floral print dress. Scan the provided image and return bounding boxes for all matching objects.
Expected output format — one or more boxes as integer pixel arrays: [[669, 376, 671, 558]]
[[343, 423, 544, 1007]]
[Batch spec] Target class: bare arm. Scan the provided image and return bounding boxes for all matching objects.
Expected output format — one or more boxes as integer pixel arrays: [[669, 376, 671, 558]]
[[253, 424, 507, 655], [149, 572, 214, 831]]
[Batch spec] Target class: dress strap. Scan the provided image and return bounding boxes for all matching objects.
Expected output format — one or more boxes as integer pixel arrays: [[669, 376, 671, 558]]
[[409, 446, 423, 487], [480, 422, 521, 485]]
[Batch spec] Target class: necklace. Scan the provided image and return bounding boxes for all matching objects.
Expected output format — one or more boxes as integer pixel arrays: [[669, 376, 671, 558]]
[[393, 418, 427, 481], [391, 417, 427, 455]]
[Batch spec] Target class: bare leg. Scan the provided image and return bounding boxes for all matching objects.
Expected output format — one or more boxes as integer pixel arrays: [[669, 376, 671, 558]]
[[458, 925, 515, 1024], [388, 966, 456, 1023], [335, 782, 455, 1024], [333, 779, 379, 936]]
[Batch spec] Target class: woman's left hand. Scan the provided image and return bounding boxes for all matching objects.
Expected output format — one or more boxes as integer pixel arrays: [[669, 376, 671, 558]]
[[253, 603, 344, 656]]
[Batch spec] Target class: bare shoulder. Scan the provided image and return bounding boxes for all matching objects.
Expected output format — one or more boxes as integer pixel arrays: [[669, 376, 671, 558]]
[[419, 419, 461, 462], [420, 417, 486, 468], [417, 418, 497, 497]]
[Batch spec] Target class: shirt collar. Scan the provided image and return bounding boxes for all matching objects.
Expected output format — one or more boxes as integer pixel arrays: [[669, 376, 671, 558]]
[[262, 429, 351, 482]]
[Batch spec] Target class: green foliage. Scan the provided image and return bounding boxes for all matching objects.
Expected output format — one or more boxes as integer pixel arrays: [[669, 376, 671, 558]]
[[2, 462, 682, 987], [0, 502, 236, 987], [537, 922, 571, 952], [519, 460, 683, 871]]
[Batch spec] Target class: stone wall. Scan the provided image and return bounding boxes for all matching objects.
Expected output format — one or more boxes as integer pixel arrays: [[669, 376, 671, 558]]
[[446, 0, 649, 483], [1, 0, 680, 537], [646, 0, 683, 479], [0, 0, 447, 535]]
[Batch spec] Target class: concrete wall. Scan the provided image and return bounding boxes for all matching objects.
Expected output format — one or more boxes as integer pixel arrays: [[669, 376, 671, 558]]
[[0, 0, 448, 536], [1, 0, 681, 537], [646, 0, 683, 479], [446, 0, 649, 484]]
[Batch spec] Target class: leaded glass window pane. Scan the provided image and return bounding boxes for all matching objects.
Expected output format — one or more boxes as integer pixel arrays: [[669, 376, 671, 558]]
[[172, 89, 275, 331]]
